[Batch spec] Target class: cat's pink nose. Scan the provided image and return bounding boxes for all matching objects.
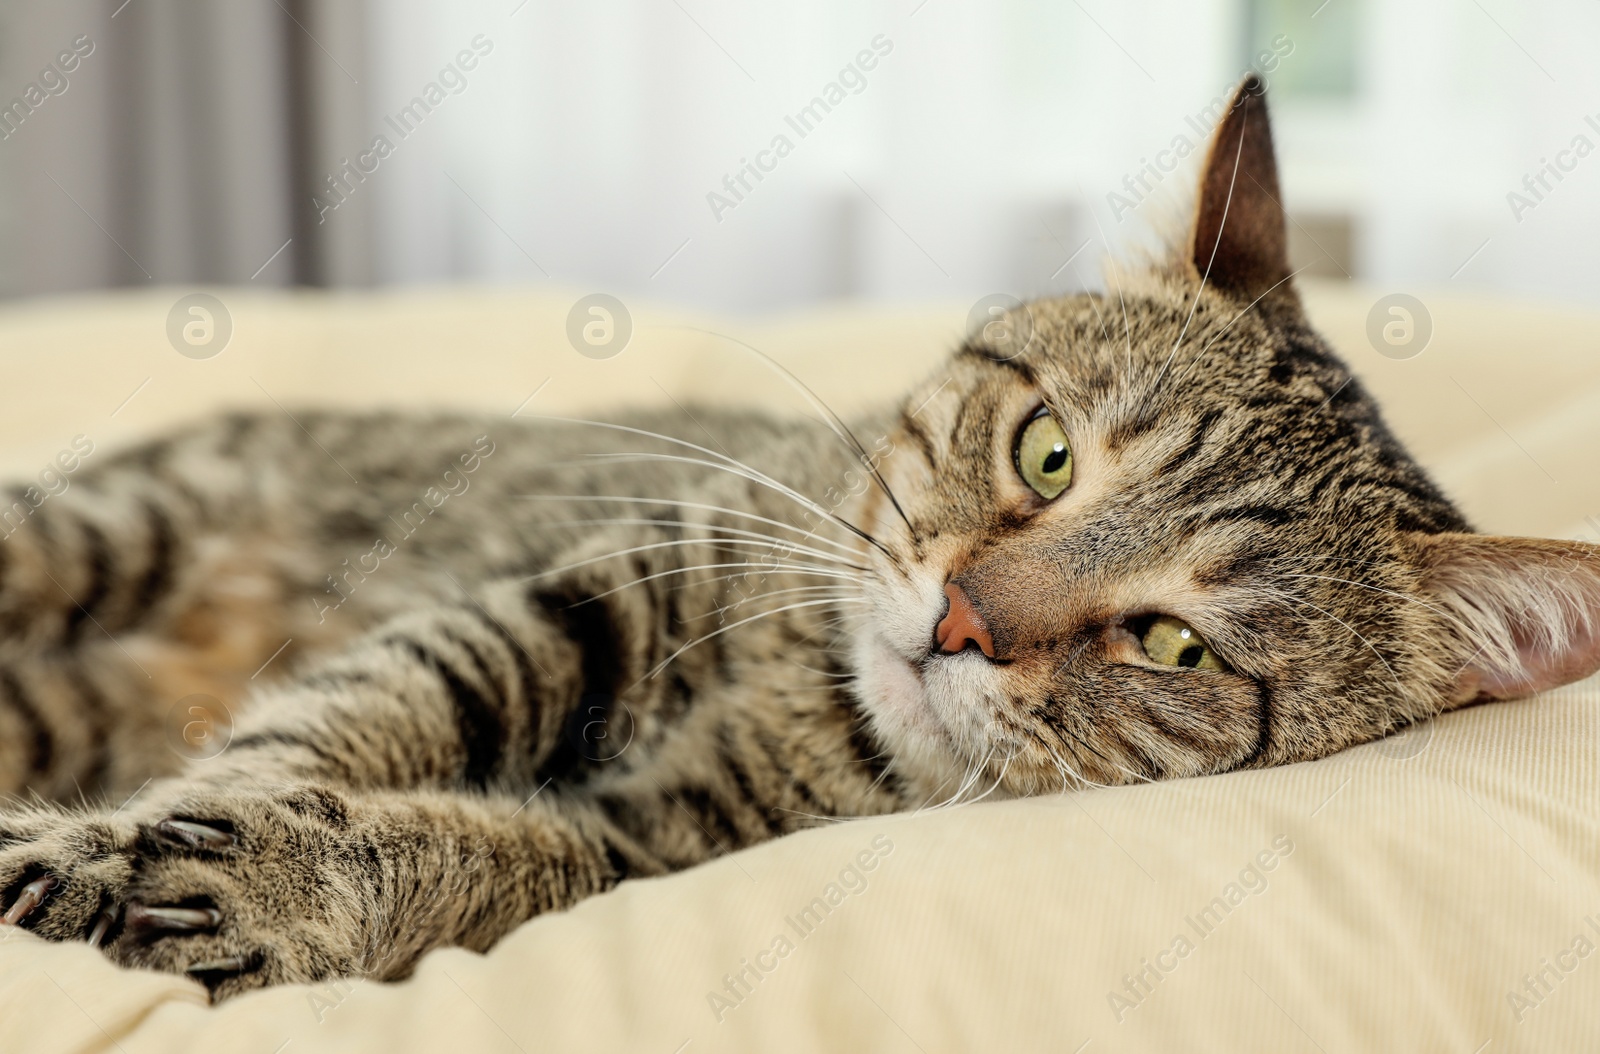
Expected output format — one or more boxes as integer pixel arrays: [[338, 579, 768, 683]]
[[936, 582, 995, 658]]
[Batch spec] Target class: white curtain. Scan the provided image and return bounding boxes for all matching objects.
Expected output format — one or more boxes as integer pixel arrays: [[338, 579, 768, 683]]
[[356, 0, 1242, 309], [0, 0, 366, 295], [3, 0, 1599, 310]]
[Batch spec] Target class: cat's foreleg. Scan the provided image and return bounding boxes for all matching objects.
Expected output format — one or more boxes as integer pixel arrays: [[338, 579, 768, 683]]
[[0, 554, 666, 988], [0, 782, 656, 998]]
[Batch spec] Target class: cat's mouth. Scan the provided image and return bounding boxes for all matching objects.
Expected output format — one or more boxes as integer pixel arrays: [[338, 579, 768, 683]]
[[855, 632, 955, 747], [847, 571, 1002, 778]]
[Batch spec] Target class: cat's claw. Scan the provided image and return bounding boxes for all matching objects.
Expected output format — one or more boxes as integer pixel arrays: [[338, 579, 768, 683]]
[[86, 906, 118, 947], [154, 819, 236, 852], [1, 874, 59, 925], [185, 955, 251, 976], [125, 902, 222, 935]]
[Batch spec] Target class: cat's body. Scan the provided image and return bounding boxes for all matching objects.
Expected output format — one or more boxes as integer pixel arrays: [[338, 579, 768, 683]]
[[0, 406, 903, 817], [4, 80, 1599, 1000]]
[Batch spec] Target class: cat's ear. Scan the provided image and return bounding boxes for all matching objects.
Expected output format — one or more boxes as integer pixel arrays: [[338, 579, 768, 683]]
[[1411, 533, 1600, 704], [1187, 76, 1296, 307]]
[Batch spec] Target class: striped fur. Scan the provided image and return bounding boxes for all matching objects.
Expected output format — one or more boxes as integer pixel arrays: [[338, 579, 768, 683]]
[[3, 79, 1599, 1000]]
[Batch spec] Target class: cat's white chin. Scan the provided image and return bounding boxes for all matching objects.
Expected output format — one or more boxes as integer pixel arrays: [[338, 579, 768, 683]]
[[849, 633, 969, 782], [857, 635, 941, 730]]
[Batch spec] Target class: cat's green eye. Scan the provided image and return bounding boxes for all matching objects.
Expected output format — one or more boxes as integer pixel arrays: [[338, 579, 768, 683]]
[[1140, 616, 1227, 672], [1014, 411, 1072, 500]]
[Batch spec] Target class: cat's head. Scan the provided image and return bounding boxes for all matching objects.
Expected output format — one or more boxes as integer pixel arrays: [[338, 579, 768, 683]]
[[850, 77, 1600, 795]]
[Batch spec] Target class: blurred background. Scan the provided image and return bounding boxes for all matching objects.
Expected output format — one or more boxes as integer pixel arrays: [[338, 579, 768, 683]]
[[1, 0, 1596, 311]]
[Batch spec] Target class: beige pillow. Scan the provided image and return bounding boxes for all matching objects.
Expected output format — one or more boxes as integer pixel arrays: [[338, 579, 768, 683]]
[[3, 680, 1596, 1052]]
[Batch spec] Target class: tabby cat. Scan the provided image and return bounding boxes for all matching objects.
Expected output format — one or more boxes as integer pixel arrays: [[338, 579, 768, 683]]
[[2, 79, 1596, 1001]]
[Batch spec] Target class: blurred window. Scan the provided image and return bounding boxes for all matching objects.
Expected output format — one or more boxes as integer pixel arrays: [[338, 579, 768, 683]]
[[1245, 0, 1359, 99]]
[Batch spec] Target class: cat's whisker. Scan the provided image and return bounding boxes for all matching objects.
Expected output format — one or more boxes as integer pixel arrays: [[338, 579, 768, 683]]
[[1170, 263, 1313, 386], [720, 584, 853, 600], [571, 561, 859, 611], [769, 806, 853, 825], [666, 574, 861, 615], [1112, 260, 1134, 373], [684, 584, 856, 625], [845, 736, 891, 764], [737, 593, 856, 617], [910, 770, 960, 814], [785, 660, 854, 679], [1150, 105, 1253, 393], [1044, 749, 1080, 795], [1275, 591, 1407, 695], [1080, 200, 1134, 373], [1287, 553, 1480, 660], [527, 413, 896, 560], [920, 743, 996, 813], [927, 755, 970, 812], [1081, 287, 1115, 348], [667, 566, 862, 592], [1027, 735, 1072, 795], [525, 538, 864, 586], [537, 454, 848, 545], [1060, 723, 1141, 787], [950, 746, 997, 807], [1049, 754, 1074, 796], [914, 780, 958, 815], [782, 614, 858, 655], [574, 450, 893, 561], [1279, 572, 1452, 619], [660, 326, 918, 544], [864, 752, 901, 797], [636, 597, 864, 686], [961, 749, 1015, 806], [933, 768, 980, 812], [1056, 745, 1107, 786], [515, 494, 864, 557], [780, 606, 857, 629], [532, 518, 866, 570], [1036, 731, 1100, 792]]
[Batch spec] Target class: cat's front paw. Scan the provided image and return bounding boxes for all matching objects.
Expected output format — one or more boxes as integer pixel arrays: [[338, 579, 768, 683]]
[[0, 786, 373, 1000], [0, 805, 137, 943]]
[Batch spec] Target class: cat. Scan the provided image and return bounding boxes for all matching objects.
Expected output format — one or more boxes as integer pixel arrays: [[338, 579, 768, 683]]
[[2, 76, 1597, 1002]]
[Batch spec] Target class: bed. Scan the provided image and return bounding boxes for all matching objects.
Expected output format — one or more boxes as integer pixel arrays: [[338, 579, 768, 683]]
[[0, 279, 1595, 1052]]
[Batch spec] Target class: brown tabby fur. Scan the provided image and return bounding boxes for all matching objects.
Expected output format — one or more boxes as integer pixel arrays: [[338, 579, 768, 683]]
[[2, 79, 1598, 1001]]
